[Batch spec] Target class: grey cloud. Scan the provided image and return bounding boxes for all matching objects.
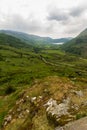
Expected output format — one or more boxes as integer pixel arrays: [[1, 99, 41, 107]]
[[46, 3, 87, 38], [0, 1, 87, 39], [0, 14, 43, 33], [47, 4, 87, 23], [0, 13, 56, 37], [48, 12, 68, 21], [70, 6, 87, 17], [64, 16, 87, 37], [47, 9, 69, 22]]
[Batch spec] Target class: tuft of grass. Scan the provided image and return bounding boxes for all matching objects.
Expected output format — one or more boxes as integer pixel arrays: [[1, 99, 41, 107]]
[[76, 113, 87, 120]]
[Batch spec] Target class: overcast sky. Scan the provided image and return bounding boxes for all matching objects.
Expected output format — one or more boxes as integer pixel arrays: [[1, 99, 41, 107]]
[[0, 0, 87, 38]]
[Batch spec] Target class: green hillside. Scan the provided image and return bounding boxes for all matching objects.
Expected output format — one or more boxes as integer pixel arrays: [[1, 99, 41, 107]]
[[78, 28, 87, 37], [61, 28, 87, 58], [0, 33, 33, 49]]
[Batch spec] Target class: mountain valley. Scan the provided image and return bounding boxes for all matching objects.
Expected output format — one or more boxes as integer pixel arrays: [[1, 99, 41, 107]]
[[0, 29, 87, 130]]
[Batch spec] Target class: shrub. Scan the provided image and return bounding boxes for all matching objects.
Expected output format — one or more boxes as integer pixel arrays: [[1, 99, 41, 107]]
[[5, 85, 16, 95]]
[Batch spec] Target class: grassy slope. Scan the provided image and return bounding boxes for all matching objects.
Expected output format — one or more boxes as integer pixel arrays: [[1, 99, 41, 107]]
[[0, 45, 87, 93], [2, 76, 87, 130], [61, 28, 87, 58], [0, 33, 33, 49]]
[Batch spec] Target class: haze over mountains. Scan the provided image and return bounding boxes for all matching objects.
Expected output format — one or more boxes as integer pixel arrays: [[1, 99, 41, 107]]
[[0, 30, 72, 46]]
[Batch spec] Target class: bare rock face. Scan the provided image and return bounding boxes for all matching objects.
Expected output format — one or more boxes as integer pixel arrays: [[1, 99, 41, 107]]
[[72, 90, 83, 97], [55, 117, 87, 130], [44, 98, 72, 125], [4, 115, 12, 127], [45, 98, 70, 117]]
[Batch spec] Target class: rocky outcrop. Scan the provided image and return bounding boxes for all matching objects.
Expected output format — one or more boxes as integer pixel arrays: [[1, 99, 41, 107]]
[[45, 98, 70, 117], [2, 77, 87, 130], [71, 90, 83, 97], [55, 116, 87, 130], [2, 95, 43, 128], [44, 98, 75, 125], [4, 115, 12, 127]]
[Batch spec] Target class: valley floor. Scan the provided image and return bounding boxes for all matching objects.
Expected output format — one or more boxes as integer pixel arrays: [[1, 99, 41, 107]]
[[0, 45, 87, 130]]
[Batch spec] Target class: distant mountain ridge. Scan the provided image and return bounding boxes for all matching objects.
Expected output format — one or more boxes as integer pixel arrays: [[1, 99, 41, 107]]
[[0, 30, 72, 46], [61, 28, 87, 58]]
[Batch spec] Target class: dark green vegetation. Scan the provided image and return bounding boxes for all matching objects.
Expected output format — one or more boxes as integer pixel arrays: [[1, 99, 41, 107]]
[[0, 33, 32, 49], [0, 29, 87, 130], [61, 28, 87, 58]]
